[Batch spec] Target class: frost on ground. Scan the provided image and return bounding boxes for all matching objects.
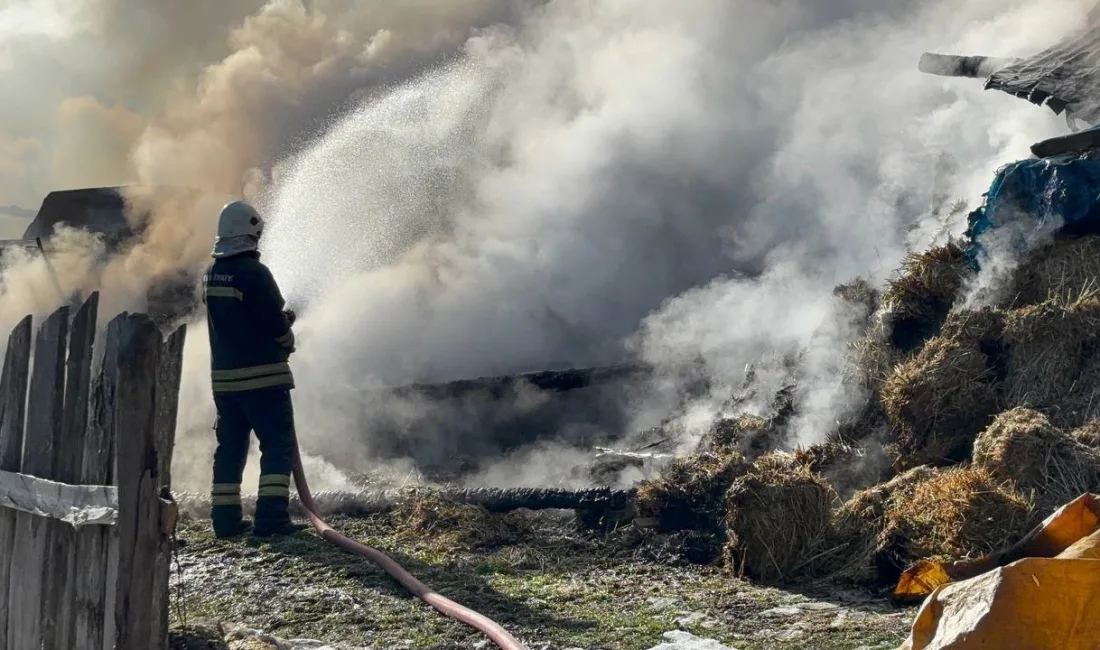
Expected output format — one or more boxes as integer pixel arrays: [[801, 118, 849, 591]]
[[168, 510, 911, 650]]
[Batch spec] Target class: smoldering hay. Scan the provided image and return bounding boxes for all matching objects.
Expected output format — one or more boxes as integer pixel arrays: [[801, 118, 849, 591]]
[[0, 0, 1090, 493]]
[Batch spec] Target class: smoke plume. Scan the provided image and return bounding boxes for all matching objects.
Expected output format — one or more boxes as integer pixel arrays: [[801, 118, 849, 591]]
[[0, 0, 1091, 493]]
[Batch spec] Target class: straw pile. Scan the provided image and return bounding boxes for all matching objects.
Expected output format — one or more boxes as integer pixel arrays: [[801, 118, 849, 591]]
[[834, 277, 880, 315], [825, 466, 939, 584], [704, 414, 769, 453], [627, 236, 1100, 587], [723, 453, 843, 583], [634, 449, 748, 533], [1009, 235, 1100, 307], [793, 439, 887, 497], [823, 466, 1036, 583], [881, 338, 999, 468], [834, 278, 880, 333], [973, 408, 1100, 515], [391, 489, 533, 551], [1073, 420, 1100, 447], [876, 467, 1035, 572], [848, 327, 900, 395], [999, 292, 1100, 426], [880, 243, 971, 352]]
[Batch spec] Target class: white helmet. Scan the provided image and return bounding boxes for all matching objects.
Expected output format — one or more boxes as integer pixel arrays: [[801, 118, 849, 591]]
[[212, 200, 265, 258]]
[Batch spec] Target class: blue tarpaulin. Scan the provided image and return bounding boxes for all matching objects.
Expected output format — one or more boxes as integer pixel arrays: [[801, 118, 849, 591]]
[[965, 149, 1100, 266]]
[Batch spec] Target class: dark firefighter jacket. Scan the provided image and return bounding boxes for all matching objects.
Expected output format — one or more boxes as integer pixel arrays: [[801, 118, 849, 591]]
[[202, 251, 295, 394]]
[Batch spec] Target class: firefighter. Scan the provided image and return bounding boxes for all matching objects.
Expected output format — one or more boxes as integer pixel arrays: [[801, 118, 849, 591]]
[[203, 200, 306, 538]]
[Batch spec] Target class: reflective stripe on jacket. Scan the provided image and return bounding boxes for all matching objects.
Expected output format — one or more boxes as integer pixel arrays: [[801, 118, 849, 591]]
[[203, 251, 295, 394]]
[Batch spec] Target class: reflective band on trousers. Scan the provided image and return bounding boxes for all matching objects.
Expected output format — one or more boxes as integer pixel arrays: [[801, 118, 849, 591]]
[[211, 373, 293, 393], [212, 362, 290, 381], [258, 474, 291, 498], [211, 483, 242, 506], [205, 286, 243, 300], [211, 362, 293, 393]]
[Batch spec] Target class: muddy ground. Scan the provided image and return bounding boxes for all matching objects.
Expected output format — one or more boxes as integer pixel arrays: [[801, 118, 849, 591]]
[[169, 510, 914, 650]]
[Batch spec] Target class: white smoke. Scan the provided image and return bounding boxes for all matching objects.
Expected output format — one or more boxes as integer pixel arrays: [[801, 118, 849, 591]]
[[241, 0, 1084, 488], [0, 0, 1092, 492]]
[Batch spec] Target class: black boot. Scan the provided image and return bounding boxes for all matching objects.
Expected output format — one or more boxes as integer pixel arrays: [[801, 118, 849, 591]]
[[211, 504, 253, 539], [252, 496, 307, 537]]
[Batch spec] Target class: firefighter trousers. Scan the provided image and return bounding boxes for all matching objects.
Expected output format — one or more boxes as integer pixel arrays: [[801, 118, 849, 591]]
[[210, 388, 297, 534]]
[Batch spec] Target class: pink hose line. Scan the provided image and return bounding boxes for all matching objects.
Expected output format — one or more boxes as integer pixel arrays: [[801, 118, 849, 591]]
[[289, 444, 529, 650]]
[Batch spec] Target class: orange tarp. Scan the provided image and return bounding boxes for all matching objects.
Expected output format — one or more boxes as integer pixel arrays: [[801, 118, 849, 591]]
[[897, 493, 1100, 650]]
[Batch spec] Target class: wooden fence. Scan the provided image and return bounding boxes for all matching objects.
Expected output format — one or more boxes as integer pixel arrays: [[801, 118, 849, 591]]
[[0, 291, 185, 650]]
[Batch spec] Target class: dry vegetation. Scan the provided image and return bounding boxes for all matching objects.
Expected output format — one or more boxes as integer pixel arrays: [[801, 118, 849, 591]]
[[391, 489, 535, 551]]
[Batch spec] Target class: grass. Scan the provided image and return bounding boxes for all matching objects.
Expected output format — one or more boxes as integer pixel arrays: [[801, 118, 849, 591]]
[[170, 510, 913, 650]]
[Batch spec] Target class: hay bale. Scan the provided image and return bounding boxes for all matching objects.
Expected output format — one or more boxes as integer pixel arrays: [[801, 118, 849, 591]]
[[847, 324, 901, 394], [702, 406, 790, 461], [834, 278, 880, 333], [391, 489, 533, 550], [839, 466, 939, 524], [828, 466, 1036, 584], [1009, 235, 1100, 307], [703, 414, 769, 452], [1072, 420, 1100, 448], [794, 439, 889, 497], [880, 467, 1035, 573], [834, 277, 880, 314], [723, 454, 840, 583], [999, 293, 1100, 426], [973, 408, 1100, 514], [634, 450, 748, 533], [882, 335, 999, 468], [881, 243, 971, 352], [938, 305, 1006, 343], [824, 466, 939, 584]]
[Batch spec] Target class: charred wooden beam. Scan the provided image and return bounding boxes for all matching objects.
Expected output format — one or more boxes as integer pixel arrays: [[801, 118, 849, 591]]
[[381, 364, 652, 401], [174, 486, 636, 518]]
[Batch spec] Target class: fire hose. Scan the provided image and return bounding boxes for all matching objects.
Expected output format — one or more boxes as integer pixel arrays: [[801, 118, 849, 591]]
[[289, 430, 529, 650], [276, 307, 528, 649]]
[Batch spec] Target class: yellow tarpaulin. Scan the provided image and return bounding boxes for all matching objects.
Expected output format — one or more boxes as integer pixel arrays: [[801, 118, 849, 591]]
[[897, 493, 1100, 650]]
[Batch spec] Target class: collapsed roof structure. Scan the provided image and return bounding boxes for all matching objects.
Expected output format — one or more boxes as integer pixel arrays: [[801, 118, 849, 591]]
[[0, 186, 201, 325], [920, 0, 1100, 134]]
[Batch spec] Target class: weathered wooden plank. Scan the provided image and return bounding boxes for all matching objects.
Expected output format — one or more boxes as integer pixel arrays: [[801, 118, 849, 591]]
[[77, 313, 124, 650], [23, 306, 70, 475], [46, 293, 99, 650], [60, 292, 98, 483], [151, 324, 186, 644], [0, 316, 32, 473], [154, 325, 186, 489], [7, 306, 68, 650], [112, 314, 167, 650], [0, 315, 32, 649]]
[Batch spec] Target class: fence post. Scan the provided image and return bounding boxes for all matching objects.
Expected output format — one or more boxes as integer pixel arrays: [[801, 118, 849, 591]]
[[7, 306, 69, 650], [44, 293, 99, 650], [0, 316, 32, 649], [112, 314, 171, 650], [151, 324, 186, 644]]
